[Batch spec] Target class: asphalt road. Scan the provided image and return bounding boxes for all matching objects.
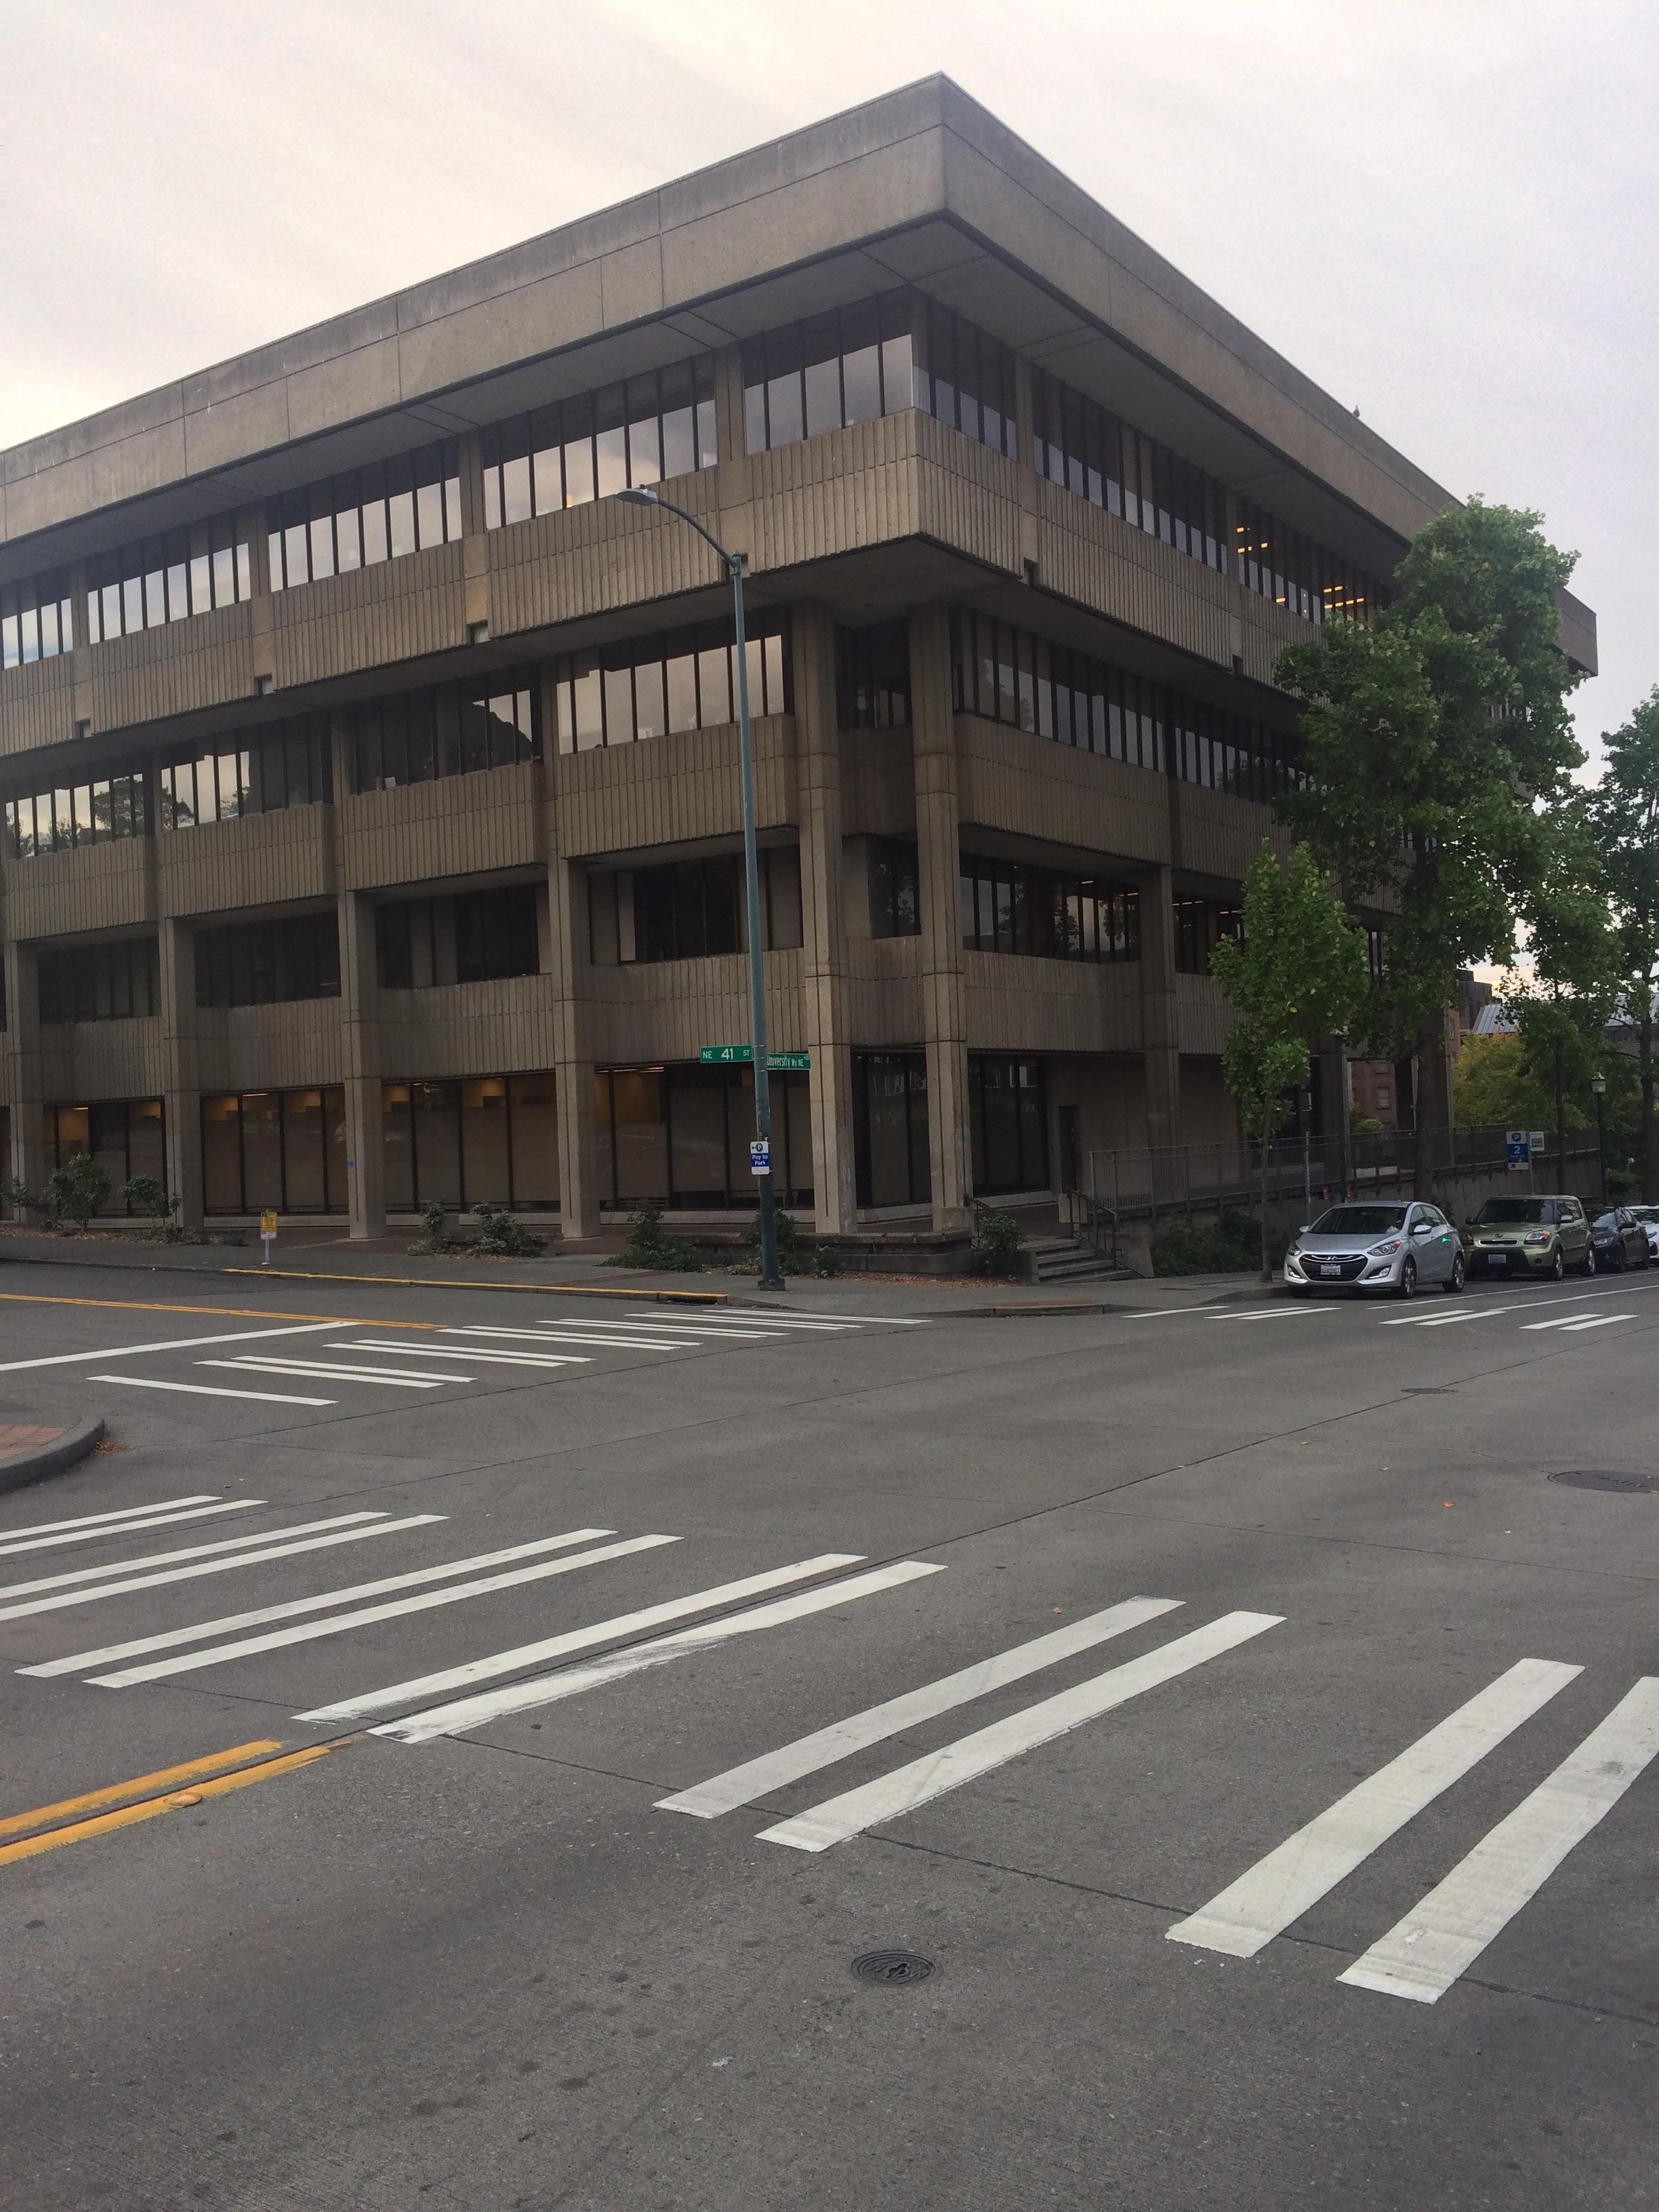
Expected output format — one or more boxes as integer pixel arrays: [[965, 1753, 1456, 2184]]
[[1, 1256, 1655, 2211]]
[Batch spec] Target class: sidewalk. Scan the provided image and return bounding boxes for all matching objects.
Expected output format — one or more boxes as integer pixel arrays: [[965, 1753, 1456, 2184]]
[[0, 1228, 1277, 1319]]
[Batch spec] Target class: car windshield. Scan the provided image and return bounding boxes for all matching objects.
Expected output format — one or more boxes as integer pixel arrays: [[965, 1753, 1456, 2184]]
[[1473, 1199, 1557, 1225], [1593, 1213, 1624, 1230], [1308, 1206, 1406, 1236], [1629, 1206, 1659, 1223]]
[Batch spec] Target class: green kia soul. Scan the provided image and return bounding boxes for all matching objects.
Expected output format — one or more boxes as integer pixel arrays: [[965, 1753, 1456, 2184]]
[[1466, 1195, 1593, 1280]]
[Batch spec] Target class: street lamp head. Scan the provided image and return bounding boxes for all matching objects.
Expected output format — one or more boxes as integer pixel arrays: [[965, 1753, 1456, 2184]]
[[1592, 1074, 1607, 1095], [616, 486, 660, 507]]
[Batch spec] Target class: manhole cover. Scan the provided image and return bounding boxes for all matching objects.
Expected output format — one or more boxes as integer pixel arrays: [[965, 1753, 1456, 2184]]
[[1549, 1469, 1659, 1494], [851, 1950, 937, 1988]]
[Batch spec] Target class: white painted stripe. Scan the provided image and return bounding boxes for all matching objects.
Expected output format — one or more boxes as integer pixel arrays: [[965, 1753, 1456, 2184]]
[[201, 1361, 447, 1390], [1208, 1308, 1339, 1322], [0, 1322, 342, 1372], [0, 1499, 261, 1559], [0, 1513, 383, 1599], [0, 1515, 440, 1621], [1557, 1314, 1636, 1332], [586, 1315, 791, 1336], [1166, 1658, 1582, 1959], [19, 1530, 615, 1677], [0, 1495, 220, 1541], [441, 1328, 689, 1351], [721, 1311, 924, 1327], [329, 1342, 588, 1370], [1390, 1310, 1502, 1328], [209, 1359, 468, 1385], [91, 1375, 335, 1405], [89, 1532, 680, 1685], [375, 1560, 946, 1744], [299, 1553, 866, 1723], [659, 1596, 1184, 1820], [762, 1610, 1284, 1853], [1523, 1313, 1603, 1332], [1340, 1677, 1659, 2003]]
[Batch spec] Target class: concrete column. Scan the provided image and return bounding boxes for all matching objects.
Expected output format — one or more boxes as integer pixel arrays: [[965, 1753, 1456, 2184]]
[[337, 888, 385, 1239], [156, 918, 204, 1232], [546, 847, 600, 1241], [909, 604, 972, 1233], [3, 936, 47, 1217], [792, 602, 857, 1235], [1140, 864, 1182, 1151]]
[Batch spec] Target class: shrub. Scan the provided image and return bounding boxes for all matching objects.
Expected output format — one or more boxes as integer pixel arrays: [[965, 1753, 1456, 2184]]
[[408, 1199, 460, 1256], [967, 1210, 1024, 1277], [1151, 1209, 1292, 1276], [123, 1174, 194, 1243], [607, 1200, 703, 1273], [812, 1240, 843, 1278], [45, 1153, 112, 1231], [470, 1201, 546, 1258], [739, 1208, 800, 1271]]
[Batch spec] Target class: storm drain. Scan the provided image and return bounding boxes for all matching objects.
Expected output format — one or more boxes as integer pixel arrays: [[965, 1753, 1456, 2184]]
[[851, 1950, 937, 1988], [1549, 1469, 1659, 1494]]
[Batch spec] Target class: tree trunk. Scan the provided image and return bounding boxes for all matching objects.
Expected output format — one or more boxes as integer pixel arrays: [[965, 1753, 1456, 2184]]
[[1555, 1048, 1568, 1200], [1412, 1008, 1450, 1198], [1259, 1105, 1273, 1284]]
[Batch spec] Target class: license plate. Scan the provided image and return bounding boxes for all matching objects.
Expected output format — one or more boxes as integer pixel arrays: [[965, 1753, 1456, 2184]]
[[1488, 1253, 1507, 1267], [1318, 1263, 1341, 1277]]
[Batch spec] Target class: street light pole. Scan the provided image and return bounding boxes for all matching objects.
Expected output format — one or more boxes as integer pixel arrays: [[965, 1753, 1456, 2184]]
[[617, 486, 783, 1288], [1591, 1073, 1607, 1205]]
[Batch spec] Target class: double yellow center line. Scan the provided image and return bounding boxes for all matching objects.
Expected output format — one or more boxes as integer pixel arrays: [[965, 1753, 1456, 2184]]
[[0, 1737, 346, 1867]]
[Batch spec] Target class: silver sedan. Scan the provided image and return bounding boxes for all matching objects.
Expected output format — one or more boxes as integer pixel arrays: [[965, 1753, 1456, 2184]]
[[1284, 1201, 1465, 1298]]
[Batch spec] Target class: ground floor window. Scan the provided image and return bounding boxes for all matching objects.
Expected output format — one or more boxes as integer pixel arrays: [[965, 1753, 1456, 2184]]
[[595, 1064, 813, 1210], [43, 1097, 165, 1214], [969, 1055, 1048, 1194], [203, 1089, 346, 1214], [382, 1073, 560, 1212], [854, 1052, 930, 1210]]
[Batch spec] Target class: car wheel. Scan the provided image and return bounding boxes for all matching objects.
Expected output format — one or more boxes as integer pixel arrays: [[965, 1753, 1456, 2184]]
[[1397, 1258, 1418, 1300], [1443, 1251, 1466, 1294], [1550, 1248, 1565, 1282], [1581, 1246, 1597, 1277]]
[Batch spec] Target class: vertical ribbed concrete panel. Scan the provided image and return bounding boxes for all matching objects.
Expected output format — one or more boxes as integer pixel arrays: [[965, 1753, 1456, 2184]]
[[3, 939, 46, 1218], [157, 918, 204, 1231], [792, 603, 856, 1235], [544, 676, 598, 1241], [1139, 863, 1182, 1148], [337, 887, 385, 1240], [909, 605, 971, 1233]]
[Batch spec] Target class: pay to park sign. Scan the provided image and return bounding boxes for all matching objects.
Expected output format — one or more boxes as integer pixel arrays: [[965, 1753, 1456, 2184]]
[[698, 1046, 811, 1071]]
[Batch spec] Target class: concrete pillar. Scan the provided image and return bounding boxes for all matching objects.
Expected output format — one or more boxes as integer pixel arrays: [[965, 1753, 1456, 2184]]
[[337, 888, 386, 1239], [1140, 864, 1182, 1152], [546, 846, 600, 1241], [792, 602, 857, 1235], [909, 605, 972, 1232], [157, 918, 205, 1231], [3, 936, 47, 1218]]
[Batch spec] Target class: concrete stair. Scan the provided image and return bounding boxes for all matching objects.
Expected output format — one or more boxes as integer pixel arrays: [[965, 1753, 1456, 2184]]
[[1025, 1234, 1135, 1284]]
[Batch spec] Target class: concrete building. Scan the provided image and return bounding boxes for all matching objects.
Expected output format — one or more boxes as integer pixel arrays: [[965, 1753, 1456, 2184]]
[[0, 77, 1597, 1252]]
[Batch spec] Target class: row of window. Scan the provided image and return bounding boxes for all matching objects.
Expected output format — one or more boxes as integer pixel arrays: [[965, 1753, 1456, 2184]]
[[349, 680, 538, 794], [84, 516, 251, 644], [588, 848, 802, 967], [483, 359, 718, 528], [855, 1053, 1048, 1208], [4, 771, 148, 858], [160, 718, 332, 827], [1174, 897, 1243, 975], [38, 939, 159, 1025], [960, 855, 1141, 964], [1031, 367, 1229, 573], [268, 446, 462, 591], [1, 573, 75, 670], [377, 886, 540, 991], [194, 913, 341, 1010], [553, 613, 790, 752], [950, 610, 1303, 802], [596, 1065, 814, 1212]]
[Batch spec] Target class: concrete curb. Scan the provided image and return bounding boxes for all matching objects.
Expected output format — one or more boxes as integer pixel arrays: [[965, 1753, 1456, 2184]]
[[0, 1417, 107, 1498]]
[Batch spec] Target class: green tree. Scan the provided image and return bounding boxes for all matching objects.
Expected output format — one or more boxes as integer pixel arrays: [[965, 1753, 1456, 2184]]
[[1452, 1031, 1557, 1133], [1212, 840, 1370, 1279], [1504, 802, 1618, 1191], [1276, 500, 1584, 1192], [1586, 687, 1659, 1200]]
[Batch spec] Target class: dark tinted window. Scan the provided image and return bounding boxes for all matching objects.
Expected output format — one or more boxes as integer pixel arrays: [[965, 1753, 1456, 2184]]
[[1310, 1206, 1408, 1235], [161, 716, 331, 827], [377, 886, 539, 988], [2, 571, 74, 668], [85, 516, 249, 642], [269, 445, 459, 589], [553, 612, 789, 752], [5, 768, 150, 857], [483, 359, 716, 527], [961, 852, 1139, 963], [350, 676, 539, 793], [38, 938, 160, 1024], [1473, 1199, 1555, 1225], [194, 914, 340, 1008]]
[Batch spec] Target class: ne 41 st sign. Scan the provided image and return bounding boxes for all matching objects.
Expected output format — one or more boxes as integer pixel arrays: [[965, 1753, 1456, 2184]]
[[699, 1045, 811, 1071]]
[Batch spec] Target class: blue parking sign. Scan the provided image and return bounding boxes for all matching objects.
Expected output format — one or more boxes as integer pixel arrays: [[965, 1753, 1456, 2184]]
[[749, 1138, 771, 1176], [1506, 1129, 1530, 1168]]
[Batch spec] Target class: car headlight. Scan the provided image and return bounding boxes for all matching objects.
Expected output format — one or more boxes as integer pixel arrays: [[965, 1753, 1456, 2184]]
[[1371, 1239, 1402, 1255], [1521, 1231, 1551, 1245]]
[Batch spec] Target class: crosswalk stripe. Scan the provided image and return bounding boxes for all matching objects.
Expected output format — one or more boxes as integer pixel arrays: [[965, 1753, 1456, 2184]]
[[88, 1532, 680, 1685], [1523, 1313, 1630, 1332], [91, 1375, 335, 1405], [0, 1498, 261, 1559], [329, 1342, 589, 1370], [0, 1513, 367, 1601], [1166, 1657, 1582, 1959], [760, 1610, 1283, 1854], [19, 1529, 617, 1677], [209, 1345, 468, 1380], [1557, 1314, 1636, 1332], [1209, 1309, 1338, 1322], [722, 1310, 923, 1327], [0, 1496, 221, 1542], [659, 1596, 1185, 1821], [1339, 1677, 1659, 2004], [298, 1553, 867, 1725], [372, 1561, 946, 1745], [591, 1315, 793, 1338], [0, 1514, 441, 1621], [0, 1322, 341, 1374], [441, 1328, 691, 1351], [206, 1359, 467, 1387]]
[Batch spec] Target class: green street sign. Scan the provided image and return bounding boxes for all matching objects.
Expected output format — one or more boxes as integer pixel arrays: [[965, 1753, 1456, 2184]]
[[699, 1046, 810, 1071]]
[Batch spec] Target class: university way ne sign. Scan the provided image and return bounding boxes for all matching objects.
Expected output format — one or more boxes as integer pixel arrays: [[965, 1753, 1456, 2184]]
[[699, 1046, 811, 1071]]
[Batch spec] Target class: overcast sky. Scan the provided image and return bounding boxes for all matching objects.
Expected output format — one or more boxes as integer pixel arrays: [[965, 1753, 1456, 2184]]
[[2, 0, 1653, 758]]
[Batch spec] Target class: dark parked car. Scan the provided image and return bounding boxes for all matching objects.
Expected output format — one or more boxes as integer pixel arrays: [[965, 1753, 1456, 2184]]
[[1591, 1208, 1652, 1271]]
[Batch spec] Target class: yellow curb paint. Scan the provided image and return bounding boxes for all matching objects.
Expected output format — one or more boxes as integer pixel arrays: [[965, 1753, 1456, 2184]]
[[0, 1740, 285, 1839], [0, 1743, 340, 1867]]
